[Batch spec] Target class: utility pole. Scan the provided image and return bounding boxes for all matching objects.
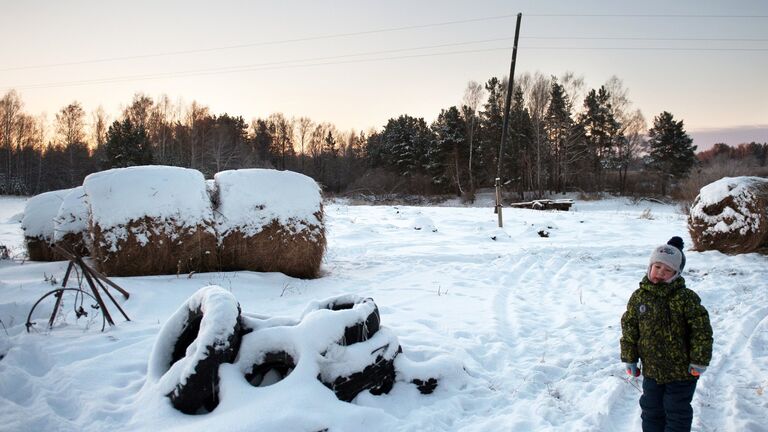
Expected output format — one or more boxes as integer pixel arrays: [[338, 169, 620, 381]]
[[494, 12, 522, 228]]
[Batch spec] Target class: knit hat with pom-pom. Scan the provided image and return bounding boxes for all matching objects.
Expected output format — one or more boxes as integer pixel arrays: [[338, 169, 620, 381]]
[[648, 236, 686, 281]]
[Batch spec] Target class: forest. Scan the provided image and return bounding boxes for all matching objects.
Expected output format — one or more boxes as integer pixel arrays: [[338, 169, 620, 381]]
[[1, 72, 766, 203]]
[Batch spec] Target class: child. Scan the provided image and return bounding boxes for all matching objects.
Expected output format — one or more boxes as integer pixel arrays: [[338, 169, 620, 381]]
[[620, 236, 713, 432]]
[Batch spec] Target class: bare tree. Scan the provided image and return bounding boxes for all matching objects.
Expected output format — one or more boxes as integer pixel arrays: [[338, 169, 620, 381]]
[[54, 101, 88, 185], [122, 93, 153, 130], [294, 116, 314, 173], [267, 113, 294, 170], [0, 90, 23, 191], [461, 81, 484, 198], [604, 76, 646, 193], [91, 106, 109, 150]]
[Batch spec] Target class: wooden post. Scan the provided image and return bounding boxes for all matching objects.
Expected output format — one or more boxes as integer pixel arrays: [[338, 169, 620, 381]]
[[494, 13, 522, 228]]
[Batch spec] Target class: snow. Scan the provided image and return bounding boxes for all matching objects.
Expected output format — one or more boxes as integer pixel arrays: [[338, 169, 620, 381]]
[[53, 187, 89, 243], [83, 165, 214, 232], [20, 188, 72, 240], [214, 169, 323, 238], [1, 194, 767, 431], [690, 176, 768, 235]]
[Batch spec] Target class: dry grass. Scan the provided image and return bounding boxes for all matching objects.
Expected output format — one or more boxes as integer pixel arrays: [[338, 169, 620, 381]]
[[688, 179, 768, 254], [25, 236, 61, 261], [54, 232, 89, 258], [91, 217, 219, 277], [218, 211, 326, 279]]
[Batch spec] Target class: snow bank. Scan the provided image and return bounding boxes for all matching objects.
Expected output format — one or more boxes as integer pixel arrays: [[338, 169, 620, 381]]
[[688, 176, 768, 254], [21, 188, 72, 260], [83, 165, 218, 276], [214, 169, 326, 278]]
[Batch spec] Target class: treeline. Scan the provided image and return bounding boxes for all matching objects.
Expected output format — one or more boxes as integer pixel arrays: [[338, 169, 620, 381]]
[[1, 72, 758, 199]]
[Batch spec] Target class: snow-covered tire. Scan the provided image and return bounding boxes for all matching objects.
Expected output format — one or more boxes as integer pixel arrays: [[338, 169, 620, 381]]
[[305, 295, 380, 346], [319, 327, 401, 402], [148, 286, 242, 414], [245, 351, 296, 387]]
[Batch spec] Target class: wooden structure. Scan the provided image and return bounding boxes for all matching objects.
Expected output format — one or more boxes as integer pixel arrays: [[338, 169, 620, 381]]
[[507, 199, 574, 211], [25, 246, 130, 332]]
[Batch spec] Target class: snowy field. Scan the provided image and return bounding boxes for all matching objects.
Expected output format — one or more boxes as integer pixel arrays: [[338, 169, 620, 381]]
[[0, 195, 767, 431]]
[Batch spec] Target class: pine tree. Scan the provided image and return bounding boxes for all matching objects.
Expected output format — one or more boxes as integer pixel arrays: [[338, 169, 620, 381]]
[[506, 88, 534, 198], [428, 106, 467, 194], [645, 111, 697, 195], [103, 118, 153, 169], [380, 115, 433, 177], [580, 86, 621, 189]]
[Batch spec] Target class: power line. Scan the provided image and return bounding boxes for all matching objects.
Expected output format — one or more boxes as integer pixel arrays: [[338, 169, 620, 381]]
[[6, 44, 767, 91], [1, 12, 765, 72], [0, 13, 521, 72]]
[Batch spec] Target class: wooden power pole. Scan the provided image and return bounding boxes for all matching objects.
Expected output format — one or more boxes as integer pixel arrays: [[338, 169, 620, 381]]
[[495, 12, 523, 228]]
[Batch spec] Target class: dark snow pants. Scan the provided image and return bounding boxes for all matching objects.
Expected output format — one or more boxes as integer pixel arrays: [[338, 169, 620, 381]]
[[640, 377, 698, 432]]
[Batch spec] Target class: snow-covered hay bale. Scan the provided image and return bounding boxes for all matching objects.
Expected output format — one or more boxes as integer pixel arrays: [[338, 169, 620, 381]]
[[53, 186, 90, 257], [84, 166, 218, 276], [215, 169, 325, 279], [688, 176, 768, 254], [21, 188, 72, 261]]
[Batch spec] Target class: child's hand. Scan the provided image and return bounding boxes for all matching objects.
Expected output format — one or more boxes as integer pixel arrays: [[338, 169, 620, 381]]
[[625, 363, 640, 377], [689, 364, 707, 376]]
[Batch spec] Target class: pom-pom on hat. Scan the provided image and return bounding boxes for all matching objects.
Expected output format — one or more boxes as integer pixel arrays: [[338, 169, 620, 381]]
[[648, 236, 686, 282]]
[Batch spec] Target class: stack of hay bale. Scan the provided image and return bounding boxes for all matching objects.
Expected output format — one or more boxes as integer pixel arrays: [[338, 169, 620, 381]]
[[83, 165, 218, 276], [21, 188, 72, 261], [688, 176, 768, 254], [21, 166, 327, 279], [214, 169, 326, 279]]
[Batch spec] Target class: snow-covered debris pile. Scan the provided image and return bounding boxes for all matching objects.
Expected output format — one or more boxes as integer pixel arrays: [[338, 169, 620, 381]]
[[688, 176, 768, 254], [21, 188, 72, 261], [214, 169, 326, 279], [83, 165, 218, 276], [53, 186, 90, 257], [145, 287, 454, 416]]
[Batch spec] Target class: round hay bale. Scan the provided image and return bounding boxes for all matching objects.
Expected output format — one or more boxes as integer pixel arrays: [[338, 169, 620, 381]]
[[53, 186, 90, 257], [688, 176, 768, 254], [215, 169, 326, 279], [21, 188, 73, 261], [83, 165, 218, 276]]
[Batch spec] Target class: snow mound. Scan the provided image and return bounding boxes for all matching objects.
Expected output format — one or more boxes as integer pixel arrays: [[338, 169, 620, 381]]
[[84, 165, 214, 232], [21, 188, 72, 240], [213, 168, 323, 237]]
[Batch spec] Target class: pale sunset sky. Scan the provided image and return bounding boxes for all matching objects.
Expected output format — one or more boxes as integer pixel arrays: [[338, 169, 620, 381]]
[[1, 0, 766, 148]]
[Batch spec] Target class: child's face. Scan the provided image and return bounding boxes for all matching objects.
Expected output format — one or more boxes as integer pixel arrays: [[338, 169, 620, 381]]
[[649, 262, 676, 284]]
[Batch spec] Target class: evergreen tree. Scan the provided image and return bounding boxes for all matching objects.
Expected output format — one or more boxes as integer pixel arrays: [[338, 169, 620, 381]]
[[645, 111, 697, 195], [580, 86, 621, 189], [380, 115, 433, 177], [476, 77, 505, 186], [506, 88, 535, 198], [428, 106, 467, 194], [103, 118, 153, 169]]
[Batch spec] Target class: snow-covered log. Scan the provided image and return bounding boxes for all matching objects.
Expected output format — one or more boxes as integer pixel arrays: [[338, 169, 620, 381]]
[[214, 169, 326, 279], [688, 176, 768, 254], [83, 165, 218, 276]]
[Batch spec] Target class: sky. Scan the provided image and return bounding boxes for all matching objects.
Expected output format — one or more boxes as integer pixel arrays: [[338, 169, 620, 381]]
[[1, 0, 766, 148]]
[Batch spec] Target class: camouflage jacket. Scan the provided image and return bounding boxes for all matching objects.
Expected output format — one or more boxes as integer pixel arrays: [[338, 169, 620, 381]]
[[620, 276, 713, 384]]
